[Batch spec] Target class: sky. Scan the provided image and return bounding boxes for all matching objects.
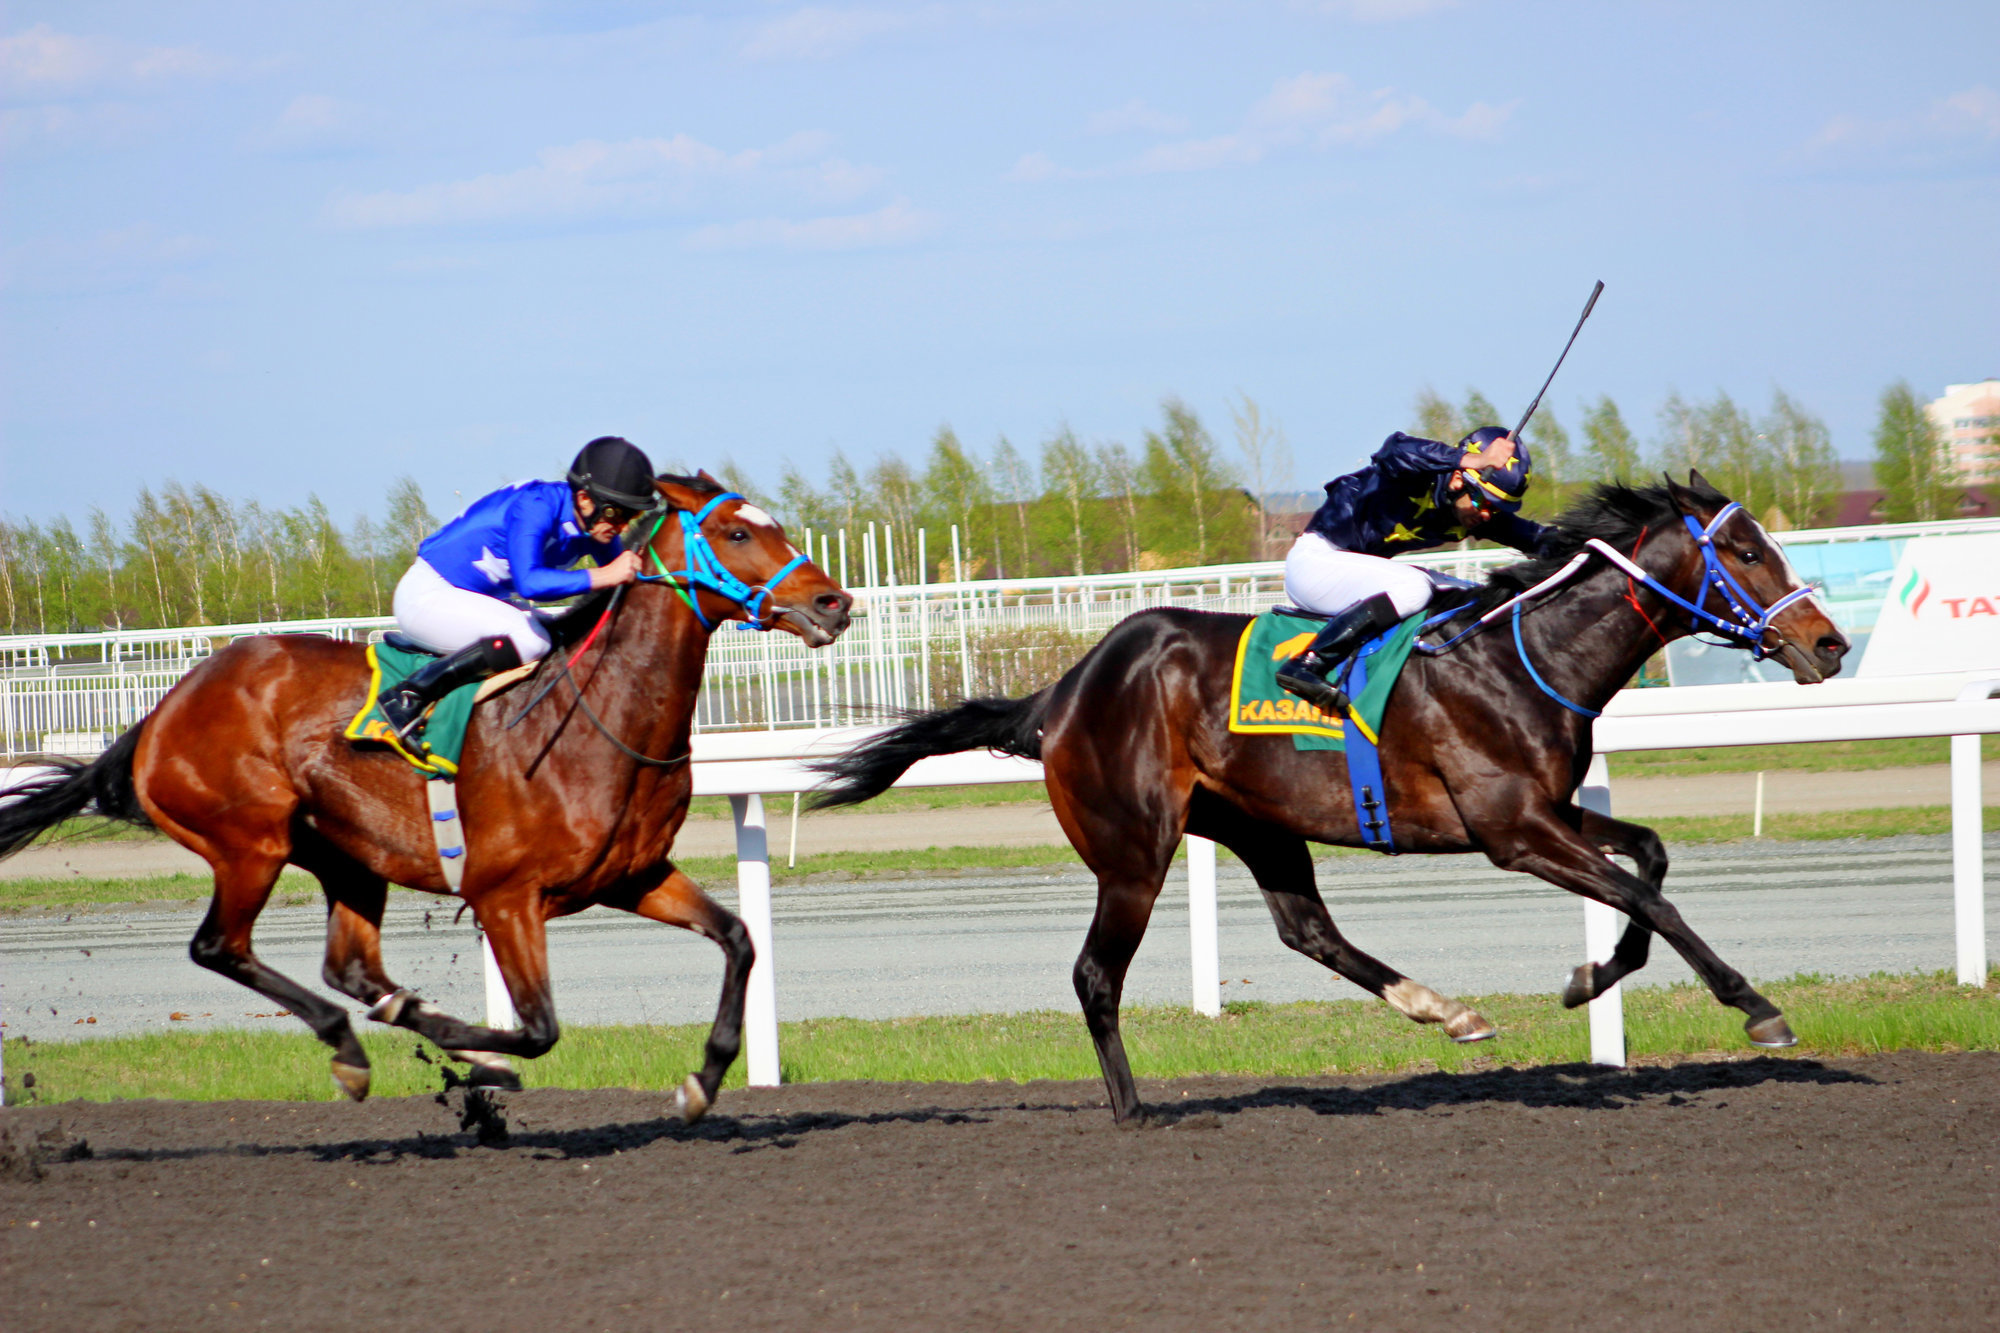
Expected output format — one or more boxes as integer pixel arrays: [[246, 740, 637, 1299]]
[[2, 1, 1997, 526]]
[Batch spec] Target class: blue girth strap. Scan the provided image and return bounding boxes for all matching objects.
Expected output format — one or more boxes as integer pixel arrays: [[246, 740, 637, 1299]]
[[642, 492, 808, 631], [1338, 630, 1396, 854]]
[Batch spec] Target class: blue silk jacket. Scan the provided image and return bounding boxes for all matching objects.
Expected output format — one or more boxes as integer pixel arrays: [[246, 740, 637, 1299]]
[[1304, 433, 1556, 558]]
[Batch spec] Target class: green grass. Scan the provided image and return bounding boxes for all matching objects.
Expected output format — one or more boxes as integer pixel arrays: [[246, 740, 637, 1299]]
[[5, 970, 1994, 1105], [1607, 734, 1999, 778], [1643, 805, 2000, 843]]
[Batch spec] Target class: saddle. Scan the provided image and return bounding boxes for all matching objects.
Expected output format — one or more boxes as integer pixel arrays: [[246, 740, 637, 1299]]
[[343, 634, 534, 778]]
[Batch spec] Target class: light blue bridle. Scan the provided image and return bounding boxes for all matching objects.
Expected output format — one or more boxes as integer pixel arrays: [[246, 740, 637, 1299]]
[[640, 492, 810, 631]]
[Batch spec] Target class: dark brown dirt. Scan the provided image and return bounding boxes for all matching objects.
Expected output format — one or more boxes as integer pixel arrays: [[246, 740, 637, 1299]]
[[2, 1052, 1996, 1332]]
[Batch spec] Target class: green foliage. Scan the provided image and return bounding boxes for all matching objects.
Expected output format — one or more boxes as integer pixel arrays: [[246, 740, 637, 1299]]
[[1580, 395, 1644, 483], [0, 475, 449, 633], [1139, 397, 1247, 567], [1872, 380, 1959, 522]]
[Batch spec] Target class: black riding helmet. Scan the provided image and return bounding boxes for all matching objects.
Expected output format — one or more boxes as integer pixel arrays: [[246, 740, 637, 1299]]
[[566, 436, 660, 513]]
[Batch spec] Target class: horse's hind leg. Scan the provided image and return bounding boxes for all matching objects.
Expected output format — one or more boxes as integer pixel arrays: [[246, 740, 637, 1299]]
[[187, 852, 377, 1100], [1561, 808, 1666, 1009], [1192, 797, 1494, 1042], [603, 865, 753, 1124]]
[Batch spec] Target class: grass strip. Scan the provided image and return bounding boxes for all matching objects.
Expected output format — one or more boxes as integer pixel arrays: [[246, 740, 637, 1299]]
[[6, 970, 1993, 1105]]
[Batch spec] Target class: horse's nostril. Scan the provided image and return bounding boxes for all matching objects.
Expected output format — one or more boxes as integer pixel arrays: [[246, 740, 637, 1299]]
[[1817, 635, 1846, 658]]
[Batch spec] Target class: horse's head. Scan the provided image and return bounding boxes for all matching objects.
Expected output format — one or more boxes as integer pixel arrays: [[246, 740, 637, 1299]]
[[648, 472, 853, 646], [1664, 470, 1849, 684]]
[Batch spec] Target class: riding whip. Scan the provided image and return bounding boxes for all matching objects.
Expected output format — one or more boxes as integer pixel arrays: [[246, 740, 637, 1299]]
[[1511, 279, 1603, 441]]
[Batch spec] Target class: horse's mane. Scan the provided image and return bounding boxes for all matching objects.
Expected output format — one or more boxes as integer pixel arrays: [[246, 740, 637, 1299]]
[[1442, 475, 1728, 616]]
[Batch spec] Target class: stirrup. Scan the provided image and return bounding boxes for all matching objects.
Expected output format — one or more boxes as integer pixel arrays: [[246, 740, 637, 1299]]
[[1276, 662, 1351, 718]]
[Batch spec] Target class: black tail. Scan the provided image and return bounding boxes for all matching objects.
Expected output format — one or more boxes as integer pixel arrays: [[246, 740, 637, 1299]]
[[0, 725, 153, 860], [807, 691, 1051, 810]]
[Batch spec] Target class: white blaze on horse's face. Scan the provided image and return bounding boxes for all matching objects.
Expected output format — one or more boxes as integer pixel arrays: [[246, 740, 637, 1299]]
[[735, 503, 779, 532]]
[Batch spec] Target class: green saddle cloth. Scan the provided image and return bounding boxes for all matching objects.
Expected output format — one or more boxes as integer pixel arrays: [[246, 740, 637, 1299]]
[[1228, 610, 1424, 752], [343, 641, 482, 778]]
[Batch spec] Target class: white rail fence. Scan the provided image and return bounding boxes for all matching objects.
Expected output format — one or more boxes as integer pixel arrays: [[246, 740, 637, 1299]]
[[537, 669, 1997, 1085], [7, 514, 1993, 759]]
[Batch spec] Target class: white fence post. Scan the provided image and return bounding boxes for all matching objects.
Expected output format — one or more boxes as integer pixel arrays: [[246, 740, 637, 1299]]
[[1577, 755, 1627, 1067], [732, 794, 781, 1086], [1186, 835, 1221, 1016], [1951, 723, 1987, 986]]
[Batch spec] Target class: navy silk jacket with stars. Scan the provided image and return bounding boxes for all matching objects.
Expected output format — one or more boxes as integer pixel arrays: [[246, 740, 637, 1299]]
[[1304, 432, 1557, 558]]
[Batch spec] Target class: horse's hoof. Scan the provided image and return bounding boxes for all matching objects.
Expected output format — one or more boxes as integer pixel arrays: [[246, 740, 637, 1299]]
[[448, 1050, 522, 1090], [1561, 963, 1596, 1010], [1745, 1015, 1797, 1048], [329, 1060, 371, 1102], [675, 1074, 711, 1125], [1446, 1010, 1497, 1043]]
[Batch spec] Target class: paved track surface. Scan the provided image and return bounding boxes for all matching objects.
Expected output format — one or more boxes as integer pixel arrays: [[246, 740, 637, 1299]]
[[4, 762, 1995, 881], [2, 1051, 1995, 1331], [6, 836, 1995, 1042]]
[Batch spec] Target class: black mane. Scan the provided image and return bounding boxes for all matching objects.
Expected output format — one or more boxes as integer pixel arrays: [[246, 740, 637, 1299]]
[[1446, 476, 1728, 616]]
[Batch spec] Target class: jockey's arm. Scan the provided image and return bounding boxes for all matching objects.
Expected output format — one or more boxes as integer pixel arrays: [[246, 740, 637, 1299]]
[[1369, 432, 1465, 479], [503, 486, 602, 602]]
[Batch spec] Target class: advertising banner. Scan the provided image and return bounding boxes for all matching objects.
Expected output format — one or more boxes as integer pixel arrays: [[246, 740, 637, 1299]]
[[1856, 533, 2000, 677]]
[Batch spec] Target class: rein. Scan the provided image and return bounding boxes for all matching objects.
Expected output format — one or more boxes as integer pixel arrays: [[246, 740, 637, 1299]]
[[1416, 501, 1824, 718]]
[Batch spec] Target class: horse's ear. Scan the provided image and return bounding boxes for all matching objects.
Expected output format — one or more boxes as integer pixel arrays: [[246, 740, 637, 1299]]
[[655, 477, 707, 513], [1665, 468, 1725, 519], [695, 469, 721, 488]]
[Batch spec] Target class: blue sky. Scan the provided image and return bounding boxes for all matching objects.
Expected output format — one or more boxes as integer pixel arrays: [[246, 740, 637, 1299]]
[[3, 1, 1996, 525]]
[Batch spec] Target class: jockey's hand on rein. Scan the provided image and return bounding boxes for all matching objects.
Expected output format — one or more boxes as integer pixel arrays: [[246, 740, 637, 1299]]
[[589, 549, 643, 590]]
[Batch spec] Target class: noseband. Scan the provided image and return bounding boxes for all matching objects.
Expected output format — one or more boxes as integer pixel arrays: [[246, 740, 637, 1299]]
[[638, 492, 809, 631]]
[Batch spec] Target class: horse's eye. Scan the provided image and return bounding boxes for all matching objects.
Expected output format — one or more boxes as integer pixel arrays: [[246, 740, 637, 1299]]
[[729, 528, 750, 543], [1738, 548, 1761, 565]]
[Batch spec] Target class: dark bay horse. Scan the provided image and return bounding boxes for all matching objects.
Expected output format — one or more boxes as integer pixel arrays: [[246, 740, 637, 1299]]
[[811, 474, 1849, 1122], [0, 474, 851, 1121]]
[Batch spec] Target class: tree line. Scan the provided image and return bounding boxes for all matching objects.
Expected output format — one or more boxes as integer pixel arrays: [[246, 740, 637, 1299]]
[[0, 381, 1979, 636]]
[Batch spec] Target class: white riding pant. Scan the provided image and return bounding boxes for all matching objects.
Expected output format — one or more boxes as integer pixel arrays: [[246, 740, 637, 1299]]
[[1282, 533, 1435, 619], [391, 559, 555, 662]]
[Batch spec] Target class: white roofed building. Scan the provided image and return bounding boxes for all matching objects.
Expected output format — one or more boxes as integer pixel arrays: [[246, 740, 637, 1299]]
[[1928, 378, 2000, 483]]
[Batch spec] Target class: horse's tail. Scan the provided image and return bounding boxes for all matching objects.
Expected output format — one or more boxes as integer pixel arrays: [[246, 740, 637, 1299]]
[[807, 691, 1051, 810], [0, 724, 153, 860]]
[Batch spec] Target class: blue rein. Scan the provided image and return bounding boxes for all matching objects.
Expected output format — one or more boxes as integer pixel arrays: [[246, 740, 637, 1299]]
[[638, 492, 809, 631], [1448, 501, 1822, 720]]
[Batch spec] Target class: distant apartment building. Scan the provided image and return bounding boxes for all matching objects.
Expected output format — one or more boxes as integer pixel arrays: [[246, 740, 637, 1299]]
[[1929, 378, 2000, 483]]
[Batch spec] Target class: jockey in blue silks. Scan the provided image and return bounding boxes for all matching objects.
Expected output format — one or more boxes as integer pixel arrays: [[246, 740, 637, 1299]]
[[378, 435, 658, 738], [1276, 425, 1556, 717]]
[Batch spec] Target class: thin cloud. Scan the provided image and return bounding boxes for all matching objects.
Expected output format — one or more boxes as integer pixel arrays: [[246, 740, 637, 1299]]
[[1086, 98, 1190, 136], [742, 6, 944, 61], [0, 23, 227, 96], [686, 198, 939, 251], [247, 94, 377, 154], [1812, 85, 2000, 153], [1018, 71, 1512, 180], [0, 222, 213, 293], [1299, 0, 1461, 21], [330, 131, 884, 229]]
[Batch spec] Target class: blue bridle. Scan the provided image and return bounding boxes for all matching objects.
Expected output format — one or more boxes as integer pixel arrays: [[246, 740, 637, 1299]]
[[1421, 501, 1824, 719], [639, 491, 810, 631]]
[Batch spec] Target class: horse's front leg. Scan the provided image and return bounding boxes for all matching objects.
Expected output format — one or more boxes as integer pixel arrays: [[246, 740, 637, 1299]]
[[601, 865, 753, 1124], [373, 884, 558, 1087], [1561, 807, 1668, 1008], [1481, 803, 1794, 1047]]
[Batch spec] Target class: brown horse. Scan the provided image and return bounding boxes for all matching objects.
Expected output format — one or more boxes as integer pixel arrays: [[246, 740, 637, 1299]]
[[810, 474, 1849, 1122], [0, 473, 851, 1120]]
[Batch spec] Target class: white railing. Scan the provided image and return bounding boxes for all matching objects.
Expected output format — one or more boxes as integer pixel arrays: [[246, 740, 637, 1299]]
[[11, 514, 1997, 760]]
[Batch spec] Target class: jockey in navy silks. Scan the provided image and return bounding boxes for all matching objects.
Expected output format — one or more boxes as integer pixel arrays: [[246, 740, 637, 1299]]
[[378, 435, 658, 738], [1276, 425, 1556, 717]]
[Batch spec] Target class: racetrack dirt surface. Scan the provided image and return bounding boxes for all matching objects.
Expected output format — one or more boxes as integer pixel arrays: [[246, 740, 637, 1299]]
[[2, 1051, 1995, 1332]]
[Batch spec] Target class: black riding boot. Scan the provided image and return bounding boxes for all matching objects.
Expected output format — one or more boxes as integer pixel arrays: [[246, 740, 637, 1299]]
[[378, 635, 522, 742], [1274, 594, 1403, 718]]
